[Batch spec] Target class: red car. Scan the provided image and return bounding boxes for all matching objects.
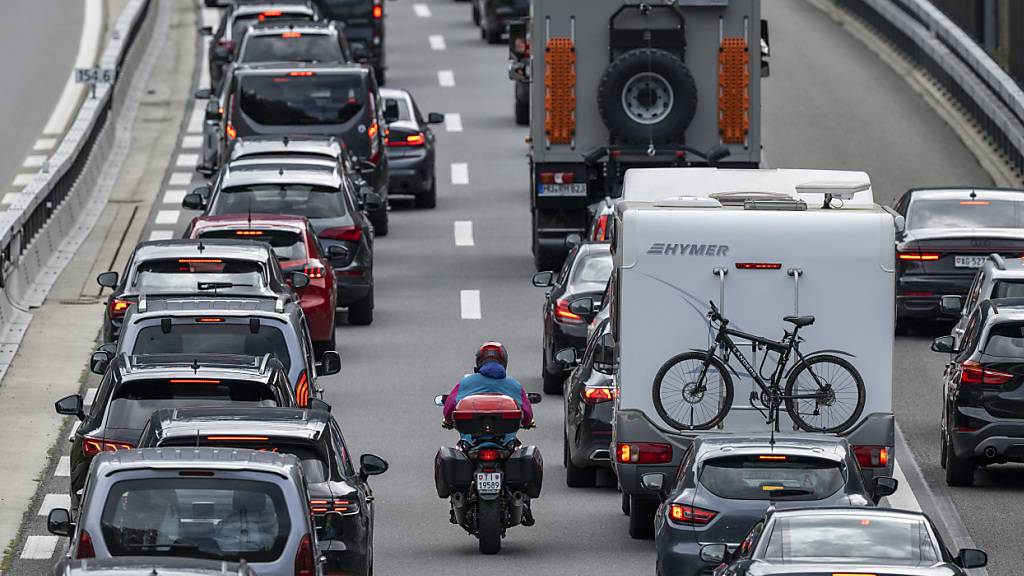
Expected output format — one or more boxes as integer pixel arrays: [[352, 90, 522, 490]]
[[187, 214, 338, 355]]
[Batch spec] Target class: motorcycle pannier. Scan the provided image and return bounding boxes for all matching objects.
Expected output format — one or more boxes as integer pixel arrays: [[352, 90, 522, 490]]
[[434, 446, 474, 498], [504, 445, 543, 498], [452, 394, 523, 437]]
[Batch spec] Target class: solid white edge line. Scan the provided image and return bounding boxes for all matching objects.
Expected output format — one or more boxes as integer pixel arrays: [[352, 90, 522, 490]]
[[21, 535, 59, 559], [429, 35, 446, 51], [454, 221, 474, 247], [187, 105, 204, 134], [444, 113, 463, 132], [460, 290, 481, 319], [888, 460, 922, 512], [43, 0, 103, 136], [438, 70, 455, 87], [450, 163, 468, 185]]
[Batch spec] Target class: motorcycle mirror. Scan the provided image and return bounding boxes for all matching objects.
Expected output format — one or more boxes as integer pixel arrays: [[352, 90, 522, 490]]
[[434, 394, 447, 407], [527, 393, 542, 404]]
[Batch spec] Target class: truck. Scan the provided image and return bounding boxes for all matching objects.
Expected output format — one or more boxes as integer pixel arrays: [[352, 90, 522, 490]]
[[606, 168, 899, 539], [526, 0, 768, 271]]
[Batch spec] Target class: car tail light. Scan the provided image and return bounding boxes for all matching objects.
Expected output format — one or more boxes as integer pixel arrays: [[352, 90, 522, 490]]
[[959, 361, 1013, 385], [109, 298, 131, 319], [295, 534, 316, 576], [388, 132, 425, 147], [302, 261, 327, 279], [76, 529, 96, 559], [852, 445, 889, 468], [616, 442, 672, 464], [538, 171, 574, 184], [668, 504, 717, 525], [583, 386, 615, 404], [311, 498, 356, 514], [554, 299, 583, 324], [373, 4, 382, 19], [897, 252, 941, 261], [225, 121, 237, 140], [321, 226, 363, 242], [476, 449, 501, 461], [217, 39, 235, 53], [82, 437, 134, 456], [282, 31, 301, 38], [234, 230, 264, 236], [592, 214, 609, 241], [169, 379, 221, 384], [295, 370, 310, 407]]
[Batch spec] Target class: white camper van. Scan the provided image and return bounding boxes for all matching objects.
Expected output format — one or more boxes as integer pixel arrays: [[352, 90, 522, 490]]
[[608, 168, 897, 538]]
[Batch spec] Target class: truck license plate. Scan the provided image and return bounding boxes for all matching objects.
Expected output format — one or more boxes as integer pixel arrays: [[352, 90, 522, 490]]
[[476, 472, 502, 495], [538, 183, 587, 197], [954, 255, 985, 268]]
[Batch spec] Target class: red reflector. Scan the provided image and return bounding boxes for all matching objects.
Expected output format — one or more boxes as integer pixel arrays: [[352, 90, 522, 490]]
[[288, 71, 315, 77], [169, 379, 221, 384], [616, 442, 672, 464], [76, 529, 96, 559], [668, 504, 717, 525], [852, 445, 889, 468], [538, 171, 574, 184], [477, 449, 501, 461], [281, 32, 301, 38], [82, 437, 134, 456], [957, 426, 980, 433], [321, 226, 363, 242], [959, 361, 1013, 385], [554, 299, 583, 324], [583, 386, 615, 404], [758, 455, 787, 460], [897, 252, 941, 261], [735, 262, 782, 270]]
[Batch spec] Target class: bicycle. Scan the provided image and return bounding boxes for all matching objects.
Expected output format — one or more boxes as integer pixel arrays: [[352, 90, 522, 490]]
[[652, 301, 866, 433]]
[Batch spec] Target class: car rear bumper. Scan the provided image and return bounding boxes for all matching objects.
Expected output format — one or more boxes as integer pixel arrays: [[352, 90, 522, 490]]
[[300, 287, 336, 342], [896, 274, 974, 319], [387, 154, 432, 196], [335, 270, 371, 306], [569, 414, 613, 468], [655, 537, 715, 576], [950, 412, 1024, 461]]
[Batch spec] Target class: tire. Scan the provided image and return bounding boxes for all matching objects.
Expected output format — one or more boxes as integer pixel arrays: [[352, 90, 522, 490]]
[[945, 434, 975, 486], [472, 2, 480, 25], [784, 355, 865, 433], [597, 48, 698, 145], [415, 176, 437, 209], [370, 209, 389, 237], [652, 352, 734, 430], [542, 362, 564, 395], [477, 499, 502, 554], [620, 493, 630, 516], [374, 67, 385, 86], [564, 432, 596, 488], [514, 93, 529, 125], [485, 23, 503, 44], [940, 428, 948, 469], [627, 496, 656, 540], [348, 287, 374, 326]]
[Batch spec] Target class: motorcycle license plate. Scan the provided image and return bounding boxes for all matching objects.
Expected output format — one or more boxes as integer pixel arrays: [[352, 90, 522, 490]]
[[476, 472, 502, 495]]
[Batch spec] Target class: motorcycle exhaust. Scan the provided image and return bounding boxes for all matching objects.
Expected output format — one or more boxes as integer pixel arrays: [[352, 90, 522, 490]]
[[451, 492, 468, 525], [508, 491, 526, 527]]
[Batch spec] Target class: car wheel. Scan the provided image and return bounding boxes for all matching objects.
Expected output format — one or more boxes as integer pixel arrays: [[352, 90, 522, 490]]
[[348, 287, 374, 326], [472, 2, 480, 25], [564, 432, 597, 488], [944, 434, 975, 486], [415, 176, 437, 209], [627, 496, 656, 539], [621, 493, 630, 516], [486, 23, 503, 44], [370, 208, 389, 237], [542, 352, 563, 394], [940, 428, 947, 469], [515, 94, 529, 125]]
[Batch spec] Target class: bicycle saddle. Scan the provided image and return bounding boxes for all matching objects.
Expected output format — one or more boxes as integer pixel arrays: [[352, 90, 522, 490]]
[[784, 315, 815, 327]]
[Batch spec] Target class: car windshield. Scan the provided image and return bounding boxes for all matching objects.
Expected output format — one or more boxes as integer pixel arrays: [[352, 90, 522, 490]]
[[982, 322, 1024, 356], [992, 280, 1024, 299], [699, 455, 846, 501], [132, 324, 291, 372], [572, 252, 613, 286], [241, 34, 343, 63], [211, 185, 347, 219], [908, 198, 1022, 229], [101, 478, 290, 562], [239, 74, 366, 125], [198, 229, 308, 262], [762, 514, 940, 566], [132, 259, 266, 293], [231, 12, 311, 41]]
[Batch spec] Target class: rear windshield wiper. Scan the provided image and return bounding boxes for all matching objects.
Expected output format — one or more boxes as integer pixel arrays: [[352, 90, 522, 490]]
[[198, 282, 253, 291], [765, 488, 815, 498]]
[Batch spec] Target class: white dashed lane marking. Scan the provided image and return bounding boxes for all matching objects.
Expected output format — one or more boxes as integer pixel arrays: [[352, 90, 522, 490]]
[[413, 3, 431, 17], [21, 535, 59, 559], [34, 137, 57, 151], [149, 230, 174, 241], [450, 163, 468, 185], [170, 172, 193, 186], [163, 190, 186, 205], [429, 35, 446, 50], [23, 155, 47, 168], [181, 135, 203, 150], [55, 456, 70, 477], [438, 70, 455, 87], [445, 113, 463, 132], [187, 106, 204, 134], [460, 290, 481, 320], [155, 210, 180, 225], [68, 421, 80, 442], [454, 221, 474, 247], [2, 192, 22, 204], [38, 494, 71, 516], [13, 173, 34, 187], [175, 153, 198, 169]]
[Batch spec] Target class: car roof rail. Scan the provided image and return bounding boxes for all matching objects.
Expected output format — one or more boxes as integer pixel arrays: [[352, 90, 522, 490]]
[[988, 253, 1006, 270]]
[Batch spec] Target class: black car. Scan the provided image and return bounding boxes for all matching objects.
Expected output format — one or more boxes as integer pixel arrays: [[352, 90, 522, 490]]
[[236, 20, 352, 65], [54, 353, 296, 509], [532, 242, 613, 393], [198, 62, 390, 233], [477, 0, 529, 44], [54, 557, 258, 576], [94, 239, 306, 343], [183, 158, 379, 323], [653, 435, 897, 575], [703, 508, 987, 576], [313, 0, 386, 84], [139, 407, 387, 576], [932, 298, 1024, 486], [893, 187, 1024, 331], [380, 87, 444, 209]]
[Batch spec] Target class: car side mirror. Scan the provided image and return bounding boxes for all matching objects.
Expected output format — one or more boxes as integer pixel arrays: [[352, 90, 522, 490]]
[[195, 88, 212, 99], [532, 271, 553, 287], [212, 45, 231, 61], [434, 394, 448, 407], [527, 393, 542, 404], [308, 398, 332, 412], [383, 100, 400, 123], [594, 333, 617, 367], [290, 272, 310, 290], [54, 395, 84, 420], [931, 335, 955, 354], [47, 508, 73, 538], [427, 112, 445, 125], [553, 347, 579, 369], [199, 25, 213, 36], [568, 297, 595, 317], [327, 245, 350, 260], [699, 543, 728, 564], [361, 191, 384, 212], [318, 350, 341, 376], [90, 350, 112, 375], [359, 453, 389, 478], [96, 271, 118, 288], [939, 295, 962, 317], [956, 548, 987, 569], [871, 476, 898, 504], [182, 192, 206, 211], [205, 100, 221, 121], [564, 233, 582, 249]]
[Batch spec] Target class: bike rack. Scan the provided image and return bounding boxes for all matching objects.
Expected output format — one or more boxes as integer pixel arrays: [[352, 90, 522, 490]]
[[787, 268, 802, 314], [712, 267, 728, 315]]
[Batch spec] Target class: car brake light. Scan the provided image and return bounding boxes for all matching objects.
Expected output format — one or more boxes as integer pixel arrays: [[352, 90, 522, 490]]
[[321, 226, 363, 242], [959, 200, 990, 205], [259, 10, 283, 20], [616, 442, 672, 464], [303, 263, 327, 279], [373, 4, 382, 18], [76, 529, 96, 559], [178, 258, 222, 263], [583, 386, 615, 404], [109, 299, 131, 318], [388, 133, 425, 147], [367, 122, 379, 139], [897, 252, 941, 261], [758, 454, 787, 460], [295, 534, 316, 576], [206, 435, 268, 441], [234, 229, 263, 236], [295, 370, 310, 408], [195, 318, 225, 323], [593, 214, 609, 241], [852, 445, 889, 468], [554, 299, 583, 324], [959, 361, 1013, 385], [735, 262, 782, 270], [538, 171, 574, 184], [282, 32, 301, 38], [169, 379, 221, 384], [82, 437, 134, 456], [669, 503, 717, 525], [310, 498, 355, 514], [288, 71, 314, 77], [476, 449, 501, 461], [225, 122, 237, 140]]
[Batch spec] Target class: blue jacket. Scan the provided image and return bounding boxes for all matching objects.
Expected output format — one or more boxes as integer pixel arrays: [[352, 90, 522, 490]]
[[443, 362, 533, 446]]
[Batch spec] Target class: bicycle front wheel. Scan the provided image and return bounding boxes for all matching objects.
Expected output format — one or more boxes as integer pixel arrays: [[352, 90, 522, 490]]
[[653, 352, 734, 431], [784, 355, 865, 433]]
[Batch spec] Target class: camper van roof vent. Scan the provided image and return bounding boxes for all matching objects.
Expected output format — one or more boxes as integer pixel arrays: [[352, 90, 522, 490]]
[[794, 180, 871, 200], [710, 191, 795, 206], [653, 195, 723, 208], [744, 199, 808, 211]]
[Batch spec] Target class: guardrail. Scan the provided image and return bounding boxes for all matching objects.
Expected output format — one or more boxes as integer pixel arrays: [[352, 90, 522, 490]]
[[835, 0, 1024, 180], [0, 0, 155, 355]]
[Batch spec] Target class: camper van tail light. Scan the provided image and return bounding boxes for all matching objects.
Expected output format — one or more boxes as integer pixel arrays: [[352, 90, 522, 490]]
[[583, 386, 615, 404], [616, 442, 672, 464], [76, 529, 96, 559], [668, 504, 717, 526], [538, 172, 574, 185], [958, 361, 1012, 386], [852, 445, 889, 468], [554, 299, 583, 323], [735, 262, 781, 270], [897, 252, 940, 261]]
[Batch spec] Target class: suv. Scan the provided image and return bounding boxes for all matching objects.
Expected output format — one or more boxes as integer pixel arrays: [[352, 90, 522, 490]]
[[941, 255, 1024, 346], [47, 447, 323, 576], [933, 297, 1024, 486], [139, 407, 388, 576], [313, 0, 386, 84], [237, 20, 352, 66], [54, 353, 295, 508], [476, 0, 530, 44]]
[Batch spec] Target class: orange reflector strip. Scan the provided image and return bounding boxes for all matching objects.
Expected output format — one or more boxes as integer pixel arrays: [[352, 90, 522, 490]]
[[718, 37, 750, 145], [235, 230, 264, 236], [288, 71, 314, 77], [281, 32, 301, 38], [960, 200, 991, 205], [206, 435, 269, 441], [195, 318, 225, 323], [544, 38, 576, 146], [736, 262, 781, 270], [169, 379, 222, 384], [758, 455, 787, 460], [178, 258, 223, 263]]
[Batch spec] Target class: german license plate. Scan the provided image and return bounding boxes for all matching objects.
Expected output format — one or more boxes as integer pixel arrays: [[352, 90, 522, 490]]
[[954, 255, 985, 268], [476, 472, 502, 495], [538, 183, 587, 197]]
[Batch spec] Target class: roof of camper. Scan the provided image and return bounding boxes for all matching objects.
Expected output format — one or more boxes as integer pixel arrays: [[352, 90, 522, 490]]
[[621, 168, 876, 208]]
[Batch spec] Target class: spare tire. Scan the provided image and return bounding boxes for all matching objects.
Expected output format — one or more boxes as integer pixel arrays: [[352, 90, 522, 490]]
[[597, 48, 698, 145]]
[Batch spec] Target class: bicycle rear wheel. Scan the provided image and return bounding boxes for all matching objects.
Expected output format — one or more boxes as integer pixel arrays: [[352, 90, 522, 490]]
[[653, 352, 734, 430], [784, 355, 865, 433]]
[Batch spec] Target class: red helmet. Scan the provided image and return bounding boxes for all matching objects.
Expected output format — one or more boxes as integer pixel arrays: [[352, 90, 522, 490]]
[[475, 341, 509, 369]]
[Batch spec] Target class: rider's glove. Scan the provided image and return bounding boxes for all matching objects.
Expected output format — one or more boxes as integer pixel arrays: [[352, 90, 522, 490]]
[[441, 419, 454, 430], [521, 420, 536, 430]]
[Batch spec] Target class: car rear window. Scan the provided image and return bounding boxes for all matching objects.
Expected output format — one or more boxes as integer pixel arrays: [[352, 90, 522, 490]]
[[982, 322, 1024, 356], [239, 74, 366, 126], [198, 229, 308, 261], [132, 323, 292, 373], [699, 455, 845, 501], [101, 478, 290, 562], [212, 185, 348, 219], [115, 379, 277, 403], [232, 12, 312, 41], [992, 280, 1024, 299], [132, 259, 266, 294], [165, 440, 327, 483], [908, 198, 1022, 229], [572, 252, 613, 285], [241, 33, 343, 64], [384, 96, 412, 121], [763, 514, 939, 566]]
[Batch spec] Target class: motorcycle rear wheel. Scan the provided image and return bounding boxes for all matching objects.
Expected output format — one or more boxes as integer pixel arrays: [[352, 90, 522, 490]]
[[477, 499, 502, 554]]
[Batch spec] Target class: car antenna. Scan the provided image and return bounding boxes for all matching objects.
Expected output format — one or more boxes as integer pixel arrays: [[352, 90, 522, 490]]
[[191, 358, 200, 375], [970, 189, 977, 199], [283, 135, 289, 147], [198, 241, 206, 254]]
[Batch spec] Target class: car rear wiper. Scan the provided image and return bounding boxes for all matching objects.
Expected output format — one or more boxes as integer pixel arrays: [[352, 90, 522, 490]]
[[765, 488, 815, 498], [197, 282, 253, 291]]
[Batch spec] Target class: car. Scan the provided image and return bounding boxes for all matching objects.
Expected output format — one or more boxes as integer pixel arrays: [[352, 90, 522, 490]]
[[586, 196, 618, 242], [652, 435, 897, 575], [139, 407, 388, 576], [932, 297, 1024, 486], [476, 0, 529, 44], [98, 295, 342, 405], [702, 507, 987, 576], [183, 159, 378, 324], [380, 88, 444, 209], [187, 215, 339, 355], [54, 353, 296, 509], [197, 62, 390, 233], [312, 0, 386, 84], [236, 20, 352, 66], [940, 255, 1024, 345], [531, 242, 613, 393], [47, 447, 327, 576], [892, 187, 1024, 331], [53, 557, 259, 576], [95, 239, 307, 344]]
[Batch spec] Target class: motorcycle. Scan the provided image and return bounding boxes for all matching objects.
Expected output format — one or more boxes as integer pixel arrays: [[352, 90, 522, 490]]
[[433, 392, 544, 554]]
